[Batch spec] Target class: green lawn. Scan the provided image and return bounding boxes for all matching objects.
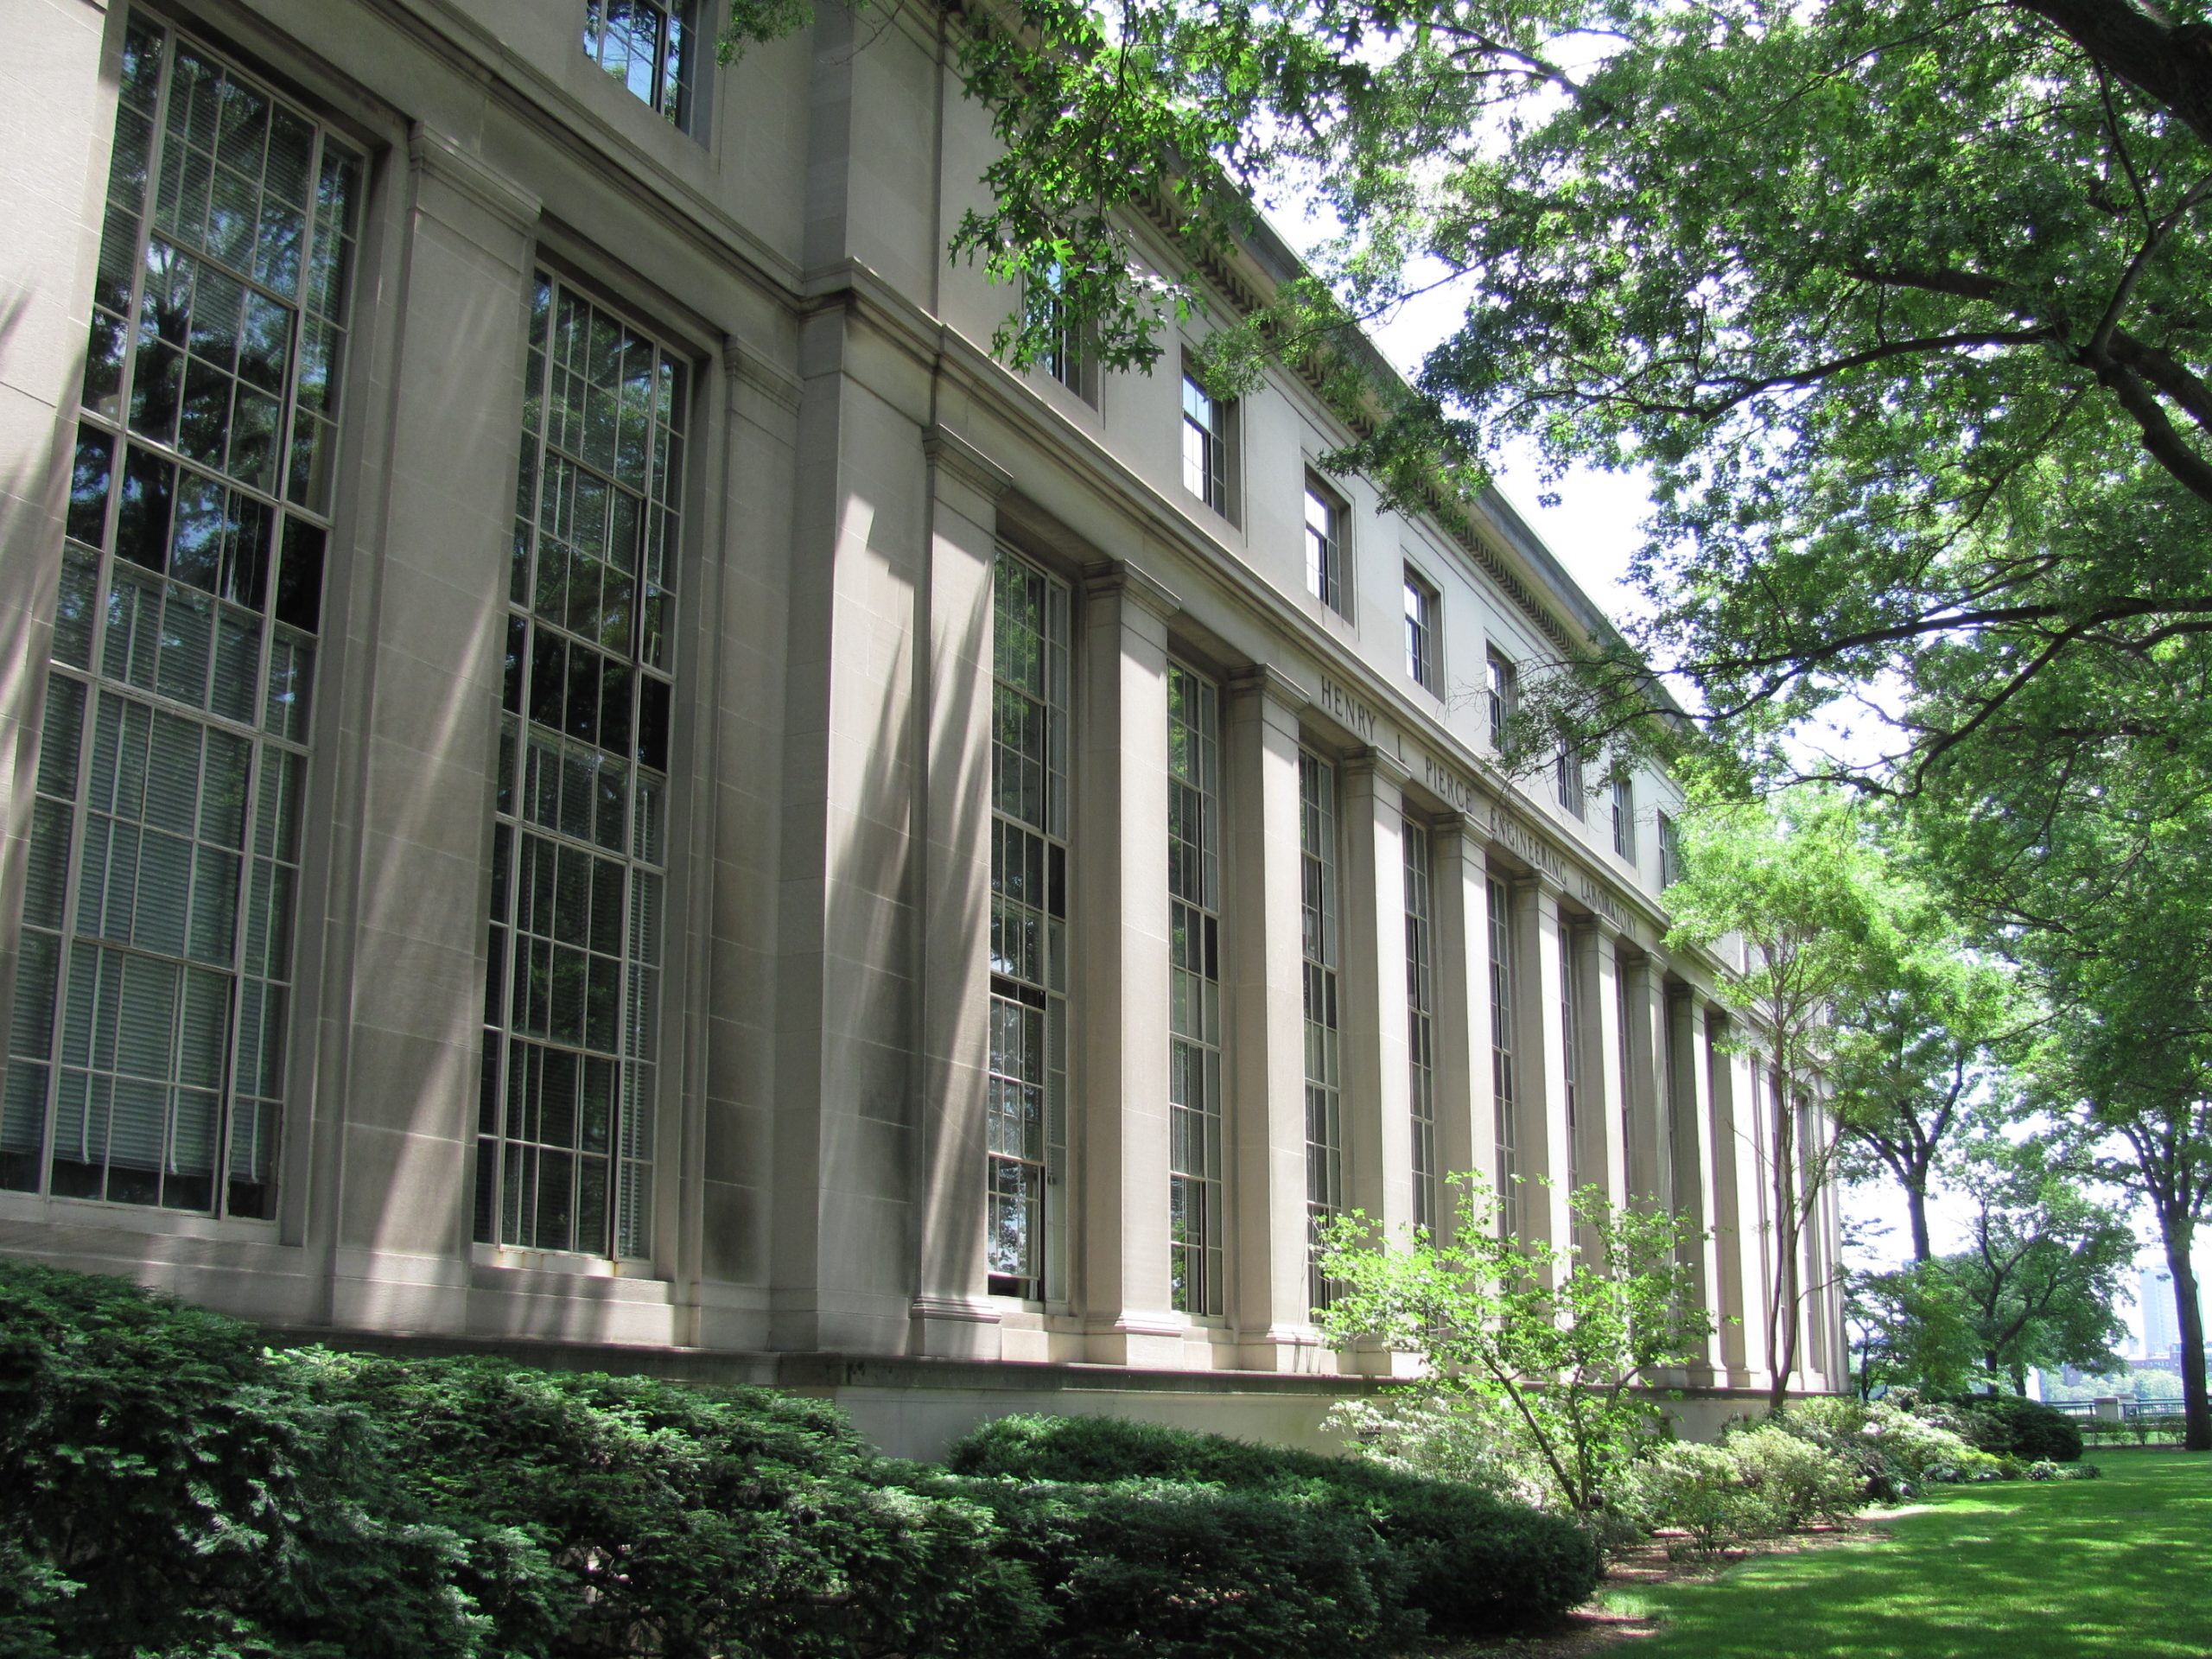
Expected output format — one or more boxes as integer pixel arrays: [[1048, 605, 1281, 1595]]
[[1605, 1451, 2212, 1658]]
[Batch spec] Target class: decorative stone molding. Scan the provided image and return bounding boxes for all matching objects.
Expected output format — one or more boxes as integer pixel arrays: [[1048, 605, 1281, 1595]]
[[1225, 661, 1310, 714], [723, 334, 803, 416], [922, 423, 1014, 502], [406, 124, 539, 237], [1080, 557, 1180, 620]]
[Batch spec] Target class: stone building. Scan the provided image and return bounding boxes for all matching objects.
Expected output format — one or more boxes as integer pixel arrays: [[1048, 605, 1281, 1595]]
[[0, 0, 1844, 1454]]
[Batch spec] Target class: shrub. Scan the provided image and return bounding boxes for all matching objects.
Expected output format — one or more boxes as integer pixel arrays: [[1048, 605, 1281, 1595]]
[[1721, 1423, 1863, 1527], [1624, 1441, 1782, 1558], [2037, 1459, 2101, 1481], [1324, 1391, 1551, 1509], [1939, 1395, 2083, 1463], [948, 1413, 1600, 1637], [336, 1357, 1048, 1659], [1769, 1395, 1991, 1498], [0, 1256, 557, 1659], [0, 1259, 1046, 1659], [929, 1475, 1413, 1658]]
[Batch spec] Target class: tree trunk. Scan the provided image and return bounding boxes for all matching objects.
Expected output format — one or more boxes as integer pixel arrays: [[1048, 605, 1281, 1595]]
[[2162, 1231, 2210, 1452], [1767, 1088, 1802, 1413], [1906, 1180, 1933, 1263]]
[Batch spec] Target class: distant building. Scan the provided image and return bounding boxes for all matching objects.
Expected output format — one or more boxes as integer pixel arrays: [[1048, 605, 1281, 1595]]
[[2139, 1267, 2210, 1357]]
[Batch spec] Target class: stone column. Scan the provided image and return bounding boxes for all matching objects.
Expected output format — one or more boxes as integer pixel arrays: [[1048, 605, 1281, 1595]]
[[325, 130, 543, 1331], [1339, 750, 1414, 1236], [0, 0, 114, 1034], [1076, 560, 1181, 1365], [1583, 923, 1630, 1252], [1620, 953, 1669, 1214], [1719, 1041, 1772, 1389], [1702, 1009, 1752, 1386], [1427, 823, 1495, 1241], [1667, 985, 1726, 1377], [1224, 664, 1317, 1367], [906, 427, 1011, 1359], [1512, 880, 1574, 1257]]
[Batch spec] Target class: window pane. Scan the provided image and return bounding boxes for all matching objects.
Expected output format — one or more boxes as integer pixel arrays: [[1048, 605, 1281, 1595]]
[[478, 275, 683, 1259], [6, 21, 353, 1211], [987, 549, 1070, 1299]]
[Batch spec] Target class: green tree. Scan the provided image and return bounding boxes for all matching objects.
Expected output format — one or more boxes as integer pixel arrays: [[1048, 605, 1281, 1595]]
[[1916, 741, 2212, 1450], [1662, 788, 1909, 1408], [1827, 855, 2026, 1263], [1315, 1174, 1711, 1524], [1940, 1145, 2133, 1395], [1844, 1259, 1980, 1401]]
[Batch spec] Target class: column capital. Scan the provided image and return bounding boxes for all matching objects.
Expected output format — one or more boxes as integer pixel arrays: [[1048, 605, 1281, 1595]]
[[1340, 745, 1412, 791], [408, 125, 540, 238], [922, 424, 1013, 501], [1227, 661, 1310, 715], [1081, 557, 1180, 620], [723, 334, 803, 415]]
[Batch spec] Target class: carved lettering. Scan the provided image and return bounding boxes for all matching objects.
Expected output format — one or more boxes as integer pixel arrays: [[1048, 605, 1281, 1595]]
[[1579, 874, 1628, 930], [1417, 749, 1487, 827], [1316, 675, 1377, 743], [1493, 808, 1565, 882]]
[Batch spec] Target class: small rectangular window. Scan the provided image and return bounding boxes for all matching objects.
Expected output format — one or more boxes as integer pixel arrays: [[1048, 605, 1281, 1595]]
[[583, 0, 700, 130], [1181, 365, 1235, 518], [1486, 649, 1516, 750], [1659, 811, 1683, 887], [1037, 264, 1092, 402], [1556, 748, 1586, 819], [1305, 477, 1348, 617], [1403, 567, 1440, 692], [1612, 775, 1636, 860]]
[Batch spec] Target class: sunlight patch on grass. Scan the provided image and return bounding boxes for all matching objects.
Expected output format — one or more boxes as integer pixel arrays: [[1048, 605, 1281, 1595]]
[[1610, 1452, 2212, 1659]]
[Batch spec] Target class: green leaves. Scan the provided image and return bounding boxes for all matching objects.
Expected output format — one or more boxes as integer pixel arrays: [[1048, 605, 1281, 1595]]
[[1315, 1173, 1711, 1522]]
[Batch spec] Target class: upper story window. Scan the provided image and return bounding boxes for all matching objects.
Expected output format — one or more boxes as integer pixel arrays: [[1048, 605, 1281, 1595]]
[[1612, 774, 1636, 861], [583, 0, 699, 130], [1658, 810, 1683, 888], [1555, 747, 1586, 819], [1305, 476, 1348, 617], [3, 20, 361, 1217], [1037, 265, 1093, 403], [1181, 365, 1235, 519], [1486, 649, 1517, 750], [1403, 566, 1440, 693]]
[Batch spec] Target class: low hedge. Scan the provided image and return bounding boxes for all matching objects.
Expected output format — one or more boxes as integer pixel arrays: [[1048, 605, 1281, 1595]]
[[1939, 1394, 2084, 1463], [0, 1258, 1044, 1658], [3, 1261, 1595, 1656], [926, 1474, 1415, 1657], [947, 1412, 1601, 1637]]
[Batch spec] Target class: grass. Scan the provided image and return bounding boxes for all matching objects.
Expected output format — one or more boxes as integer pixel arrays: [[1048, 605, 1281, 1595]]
[[1602, 1451, 2212, 1659]]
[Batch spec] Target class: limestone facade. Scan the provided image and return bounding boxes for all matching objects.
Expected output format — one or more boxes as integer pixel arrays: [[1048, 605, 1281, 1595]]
[[0, 0, 1846, 1456]]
